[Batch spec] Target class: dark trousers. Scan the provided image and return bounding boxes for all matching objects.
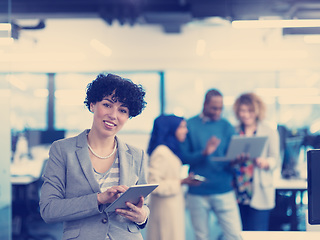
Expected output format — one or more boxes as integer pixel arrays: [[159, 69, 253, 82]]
[[239, 204, 271, 231]]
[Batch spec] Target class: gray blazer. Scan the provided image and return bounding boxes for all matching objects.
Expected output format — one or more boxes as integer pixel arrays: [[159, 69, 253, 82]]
[[251, 122, 280, 210], [236, 122, 281, 210], [39, 130, 149, 240]]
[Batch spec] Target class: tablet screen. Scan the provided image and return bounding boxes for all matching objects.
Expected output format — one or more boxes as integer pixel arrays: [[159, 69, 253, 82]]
[[104, 183, 159, 213]]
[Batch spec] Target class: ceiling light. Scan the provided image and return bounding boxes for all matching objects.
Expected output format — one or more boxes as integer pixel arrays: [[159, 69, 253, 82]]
[[255, 88, 319, 97], [232, 19, 320, 29], [90, 39, 112, 57], [210, 50, 308, 60], [278, 96, 320, 105], [6, 75, 27, 91]]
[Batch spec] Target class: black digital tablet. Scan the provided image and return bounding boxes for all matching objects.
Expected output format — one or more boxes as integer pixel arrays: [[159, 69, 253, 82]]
[[104, 183, 159, 213]]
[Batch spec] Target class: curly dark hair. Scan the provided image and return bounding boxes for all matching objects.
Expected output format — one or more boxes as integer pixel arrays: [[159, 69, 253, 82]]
[[84, 73, 147, 118]]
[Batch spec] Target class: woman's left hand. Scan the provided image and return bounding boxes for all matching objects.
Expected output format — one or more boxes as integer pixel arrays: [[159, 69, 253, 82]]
[[230, 153, 250, 166], [115, 196, 147, 223], [255, 157, 269, 169]]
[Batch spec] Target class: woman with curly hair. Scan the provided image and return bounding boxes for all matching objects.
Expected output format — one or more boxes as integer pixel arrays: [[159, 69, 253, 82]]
[[232, 92, 280, 231], [40, 73, 148, 240]]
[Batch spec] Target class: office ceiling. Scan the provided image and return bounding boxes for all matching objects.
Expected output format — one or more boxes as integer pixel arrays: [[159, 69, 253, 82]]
[[2, 0, 320, 72], [2, 0, 320, 34]]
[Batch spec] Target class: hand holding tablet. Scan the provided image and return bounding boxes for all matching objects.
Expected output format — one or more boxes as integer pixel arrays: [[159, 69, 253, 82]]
[[105, 184, 159, 213]]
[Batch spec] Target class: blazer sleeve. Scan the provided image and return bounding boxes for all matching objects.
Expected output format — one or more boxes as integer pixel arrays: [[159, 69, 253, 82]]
[[39, 141, 102, 223]]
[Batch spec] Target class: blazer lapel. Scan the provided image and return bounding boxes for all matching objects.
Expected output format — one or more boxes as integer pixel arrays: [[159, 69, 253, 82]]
[[117, 136, 133, 186], [75, 130, 100, 193]]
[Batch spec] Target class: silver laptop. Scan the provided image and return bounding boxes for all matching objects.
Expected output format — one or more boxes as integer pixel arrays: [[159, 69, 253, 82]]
[[211, 135, 268, 161]]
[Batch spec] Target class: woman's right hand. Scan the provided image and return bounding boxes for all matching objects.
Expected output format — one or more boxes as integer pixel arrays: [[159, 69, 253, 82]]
[[202, 136, 221, 156], [97, 185, 129, 205]]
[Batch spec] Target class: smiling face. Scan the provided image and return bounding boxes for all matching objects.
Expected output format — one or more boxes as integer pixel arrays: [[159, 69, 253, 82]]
[[90, 95, 129, 138], [238, 103, 257, 127], [175, 120, 188, 142], [203, 95, 223, 121]]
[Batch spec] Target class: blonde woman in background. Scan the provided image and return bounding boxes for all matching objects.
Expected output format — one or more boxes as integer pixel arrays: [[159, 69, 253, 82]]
[[232, 92, 280, 231]]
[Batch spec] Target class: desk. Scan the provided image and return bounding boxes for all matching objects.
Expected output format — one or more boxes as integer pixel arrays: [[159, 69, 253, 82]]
[[12, 179, 39, 240], [274, 177, 307, 191], [11, 158, 50, 240], [241, 231, 320, 240], [11, 175, 38, 185], [11, 158, 44, 181], [272, 177, 307, 231]]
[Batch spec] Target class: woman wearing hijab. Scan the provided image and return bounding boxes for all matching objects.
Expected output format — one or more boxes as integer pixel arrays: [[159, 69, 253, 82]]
[[146, 114, 200, 240]]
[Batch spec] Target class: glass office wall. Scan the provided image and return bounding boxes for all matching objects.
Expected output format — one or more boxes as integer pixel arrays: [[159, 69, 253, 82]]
[[165, 69, 320, 132], [4, 71, 161, 151], [9, 73, 47, 132], [5, 70, 320, 143], [55, 73, 96, 135], [165, 69, 320, 181], [5, 70, 320, 150], [0, 75, 12, 240], [276, 71, 320, 132], [165, 70, 278, 126]]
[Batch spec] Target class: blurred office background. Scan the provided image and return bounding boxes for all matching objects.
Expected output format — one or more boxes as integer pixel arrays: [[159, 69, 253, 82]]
[[2, 0, 320, 239]]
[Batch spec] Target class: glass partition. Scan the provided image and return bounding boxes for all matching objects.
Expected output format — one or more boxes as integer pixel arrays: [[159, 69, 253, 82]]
[[9, 73, 47, 132], [0, 4, 13, 236], [0, 74, 12, 240], [165, 69, 320, 132], [165, 70, 278, 125]]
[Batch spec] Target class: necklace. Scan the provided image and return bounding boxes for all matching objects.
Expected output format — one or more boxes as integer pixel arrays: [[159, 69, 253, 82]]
[[88, 139, 117, 159]]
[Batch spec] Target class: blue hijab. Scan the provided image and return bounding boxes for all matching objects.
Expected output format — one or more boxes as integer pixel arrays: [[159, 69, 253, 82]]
[[147, 114, 184, 158]]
